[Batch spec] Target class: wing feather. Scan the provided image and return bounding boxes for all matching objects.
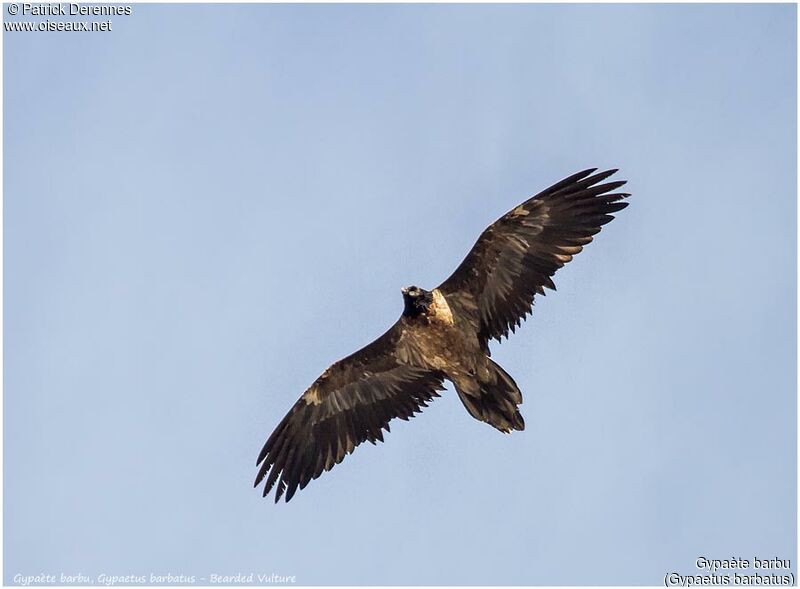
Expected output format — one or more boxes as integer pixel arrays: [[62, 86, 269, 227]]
[[255, 320, 445, 502], [439, 168, 629, 348]]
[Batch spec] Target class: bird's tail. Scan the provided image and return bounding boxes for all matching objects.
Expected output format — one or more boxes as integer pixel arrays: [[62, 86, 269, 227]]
[[455, 359, 525, 433]]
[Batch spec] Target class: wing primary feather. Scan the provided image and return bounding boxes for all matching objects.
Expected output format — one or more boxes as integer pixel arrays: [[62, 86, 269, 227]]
[[540, 168, 597, 196]]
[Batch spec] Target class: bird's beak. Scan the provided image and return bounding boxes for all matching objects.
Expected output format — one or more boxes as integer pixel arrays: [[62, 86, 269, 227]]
[[401, 287, 409, 295]]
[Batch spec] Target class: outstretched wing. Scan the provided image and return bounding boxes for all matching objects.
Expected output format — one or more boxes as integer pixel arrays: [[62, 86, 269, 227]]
[[438, 168, 629, 348], [255, 320, 445, 503]]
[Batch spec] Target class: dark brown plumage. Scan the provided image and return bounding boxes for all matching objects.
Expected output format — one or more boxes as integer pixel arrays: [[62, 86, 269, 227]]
[[255, 168, 629, 502]]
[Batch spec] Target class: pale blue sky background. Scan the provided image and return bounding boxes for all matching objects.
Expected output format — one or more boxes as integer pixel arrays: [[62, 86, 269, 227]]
[[4, 3, 796, 586]]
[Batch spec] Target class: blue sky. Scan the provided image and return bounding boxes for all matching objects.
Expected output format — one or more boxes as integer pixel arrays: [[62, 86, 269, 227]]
[[4, 3, 796, 585]]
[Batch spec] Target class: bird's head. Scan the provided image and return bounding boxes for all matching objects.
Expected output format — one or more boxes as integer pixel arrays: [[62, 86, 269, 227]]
[[401, 285, 433, 318]]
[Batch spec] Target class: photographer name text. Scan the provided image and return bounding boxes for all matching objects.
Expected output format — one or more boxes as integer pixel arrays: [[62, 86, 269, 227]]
[[15, 3, 130, 16]]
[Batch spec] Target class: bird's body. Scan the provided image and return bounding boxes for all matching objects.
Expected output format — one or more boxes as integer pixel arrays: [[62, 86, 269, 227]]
[[396, 286, 525, 432], [256, 168, 630, 502]]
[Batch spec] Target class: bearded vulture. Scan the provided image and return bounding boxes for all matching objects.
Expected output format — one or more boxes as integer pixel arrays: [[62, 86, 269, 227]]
[[255, 168, 629, 502]]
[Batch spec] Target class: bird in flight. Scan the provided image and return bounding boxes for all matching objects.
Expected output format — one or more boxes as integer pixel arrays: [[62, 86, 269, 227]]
[[255, 168, 629, 502]]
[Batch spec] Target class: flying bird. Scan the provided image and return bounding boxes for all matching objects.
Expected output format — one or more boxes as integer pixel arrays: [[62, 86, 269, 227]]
[[255, 168, 629, 502]]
